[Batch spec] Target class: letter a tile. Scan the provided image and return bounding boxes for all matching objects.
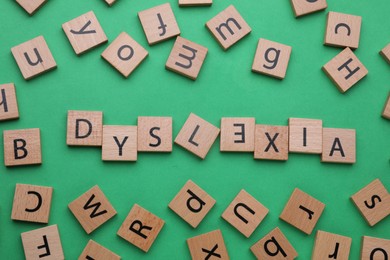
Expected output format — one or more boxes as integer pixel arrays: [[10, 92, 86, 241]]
[[321, 128, 356, 164], [187, 230, 229, 260]]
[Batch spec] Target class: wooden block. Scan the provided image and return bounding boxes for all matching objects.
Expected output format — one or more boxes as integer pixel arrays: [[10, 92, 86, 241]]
[[79, 240, 120, 260], [3, 128, 41, 166], [321, 128, 356, 164], [68, 185, 117, 234], [351, 179, 390, 226], [137, 116, 172, 152], [254, 125, 289, 161], [361, 236, 390, 260], [179, 0, 212, 7], [117, 204, 165, 252], [138, 3, 180, 45], [251, 227, 298, 259], [105, 0, 116, 6], [174, 113, 220, 159], [16, 0, 46, 15], [62, 11, 108, 55], [11, 184, 53, 223], [324, 12, 362, 49], [0, 83, 19, 121], [102, 125, 137, 161], [21, 225, 64, 260], [187, 230, 229, 260], [312, 230, 352, 260], [168, 180, 216, 228], [280, 188, 325, 235], [380, 43, 390, 64], [290, 0, 327, 18], [165, 36, 208, 80], [66, 110, 103, 146], [252, 39, 292, 79], [382, 93, 390, 120], [288, 118, 322, 154], [220, 117, 255, 152], [222, 189, 269, 238], [11, 36, 57, 80]]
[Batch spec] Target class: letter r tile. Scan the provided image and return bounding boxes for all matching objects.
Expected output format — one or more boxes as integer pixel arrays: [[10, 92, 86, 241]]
[[66, 110, 103, 146]]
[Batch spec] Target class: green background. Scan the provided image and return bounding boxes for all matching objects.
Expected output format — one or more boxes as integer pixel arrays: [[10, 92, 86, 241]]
[[0, 0, 389, 259]]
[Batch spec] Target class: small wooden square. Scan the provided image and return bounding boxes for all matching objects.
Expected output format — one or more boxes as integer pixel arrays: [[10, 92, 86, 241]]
[[351, 179, 390, 226], [290, 0, 327, 18], [62, 11, 108, 55], [168, 180, 216, 228], [68, 185, 117, 234], [102, 125, 137, 161], [137, 116, 172, 152], [380, 43, 390, 64], [280, 188, 325, 235], [312, 230, 352, 260], [0, 83, 19, 121], [187, 230, 229, 260], [251, 227, 298, 259], [289, 118, 322, 154], [21, 225, 64, 260], [117, 204, 165, 252], [11, 36, 57, 80], [166, 36, 208, 80], [252, 39, 292, 79], [79, 240, 120, 260], [222, 190, 268, 238], [361, 236, 390, 260], [175, 113, 220, 159], [382, 93, 390, 120], [322, 128, 356, 164], [102, 32, 148, 78], [220, 117, 255, 152], [206, 5, 251, 50], [179, 0, 212, 7], [255, 125, 289, 161], [3, 128, 41, 166], [105, 0, 116, 6], [66, 110, 103, 146], [11, 184, 53, 223], [16, 0, 47, 15], [138, 3, 180, 45]]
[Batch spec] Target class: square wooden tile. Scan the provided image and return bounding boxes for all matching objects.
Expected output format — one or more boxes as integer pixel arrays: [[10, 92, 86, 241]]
[[252, 38, 292, 79], [102, 125, 137, 161], [137, 116, 172, 152], [62, 11, 108, 55], [187, 230, 229, 259], [102, 32, 148, 78], [3, 128, 41, 166], [280, 188, 325, 235], [361, 236, 390, 260], [290, 0, 327, 18], [138, 3, 180, 45], [179, 0, 212, 6], [11, 36, 57, 80], [380, 43, 390, 64], [117, 204, 165, 252], [0, 83, 19, 121], [105, 0, 116, 6], [79, 240, 120, 260], [312, 230, 352, 260], [351, 179, 390, 226], [21, 225, 64, 260], [66, 110, 103, 146], [255, 125, 289, 161], [321, 128, 356, 164], [68, 185, 117, 234], [168, 180, 216, 228], [166, 36, 208, 80], [289, 118, 322, 154], [206, 5, 251, 50], [220, 117, 255, 152], [382, 93, 390, 120], [16, 0, 47, 15], [222, 189, 268, 238], [175, 113, 220, 159], [11, 184, 53, 223]]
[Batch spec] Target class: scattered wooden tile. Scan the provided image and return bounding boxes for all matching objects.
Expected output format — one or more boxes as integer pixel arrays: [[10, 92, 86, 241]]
[[117, 204, 165, 252], [179, 0, 212, 7], [280, 188, 325, 235], [382, 93, 390, 120], [380, 43, 390, 64], [288, 118, 322, 154], [206, 5, 251, 50], [168, 180, 215, 228], [312, 230, 352, 260], [80, 240, 120, 260], [321, 128, 356, 164], [66, 110, 103, 146], [290, 0, 327, 18], [187, 230, 229, 259], [351, 179, 390, 226], [105, 0, 116, 6], [254, 125, 289, 160], [220, 117, 255, 152], [3, 128, 41, 166], [174, 113, 220, 159], [138, 3, 180, 45], [165, 36, 208, 80], [11, 36, 57, 80], [222, 189, 268, 238], [102, 125, 137, 161], [68, 185, 117, 234], [62, 11, 108, 55], [361, 236, 390, 260], [137, 116, 172, 152], [0, 83, 19, 121], [16, 0, 47, 15]]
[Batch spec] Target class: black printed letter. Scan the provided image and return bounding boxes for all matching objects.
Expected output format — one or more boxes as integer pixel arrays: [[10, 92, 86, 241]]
[[186, 190, 206, 213], [234, 203, 255, 224], [175, 45, 197, 69], [14, 139, 28, 160], [129, 220, 152, 239]]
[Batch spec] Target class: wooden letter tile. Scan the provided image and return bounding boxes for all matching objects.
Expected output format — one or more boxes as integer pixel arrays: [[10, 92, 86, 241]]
[[79, 240, 120, 260], [382, 93, 390, 120], [222, 189, 268, 238], [380, 43, 390, 64], [290, 0, 327, 18], [179, 0, 212, 7], [175, 113, 220, 159], [137, 116, 172, 152], [105, 0, 116, 6], [312, 230, 352, 260], [322, 128, 356, 164], [11, 36, 57, 80], [102, 125, 137, 161], [16, 0, 47, 15], [187, 230, 229, 259], [220, 117, 255, 152], [0, 83, 19, 121], [255, 125, 289, 161], [168, 180, 216, 228], [206, 5, 251, 50], [361, 236, 390, 260], [289, 118, 322, 154], [68, 185, 117, 234], [280, 188, 325, 235], [117, 204, 165, 252], [66, 110, 103, 146]]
